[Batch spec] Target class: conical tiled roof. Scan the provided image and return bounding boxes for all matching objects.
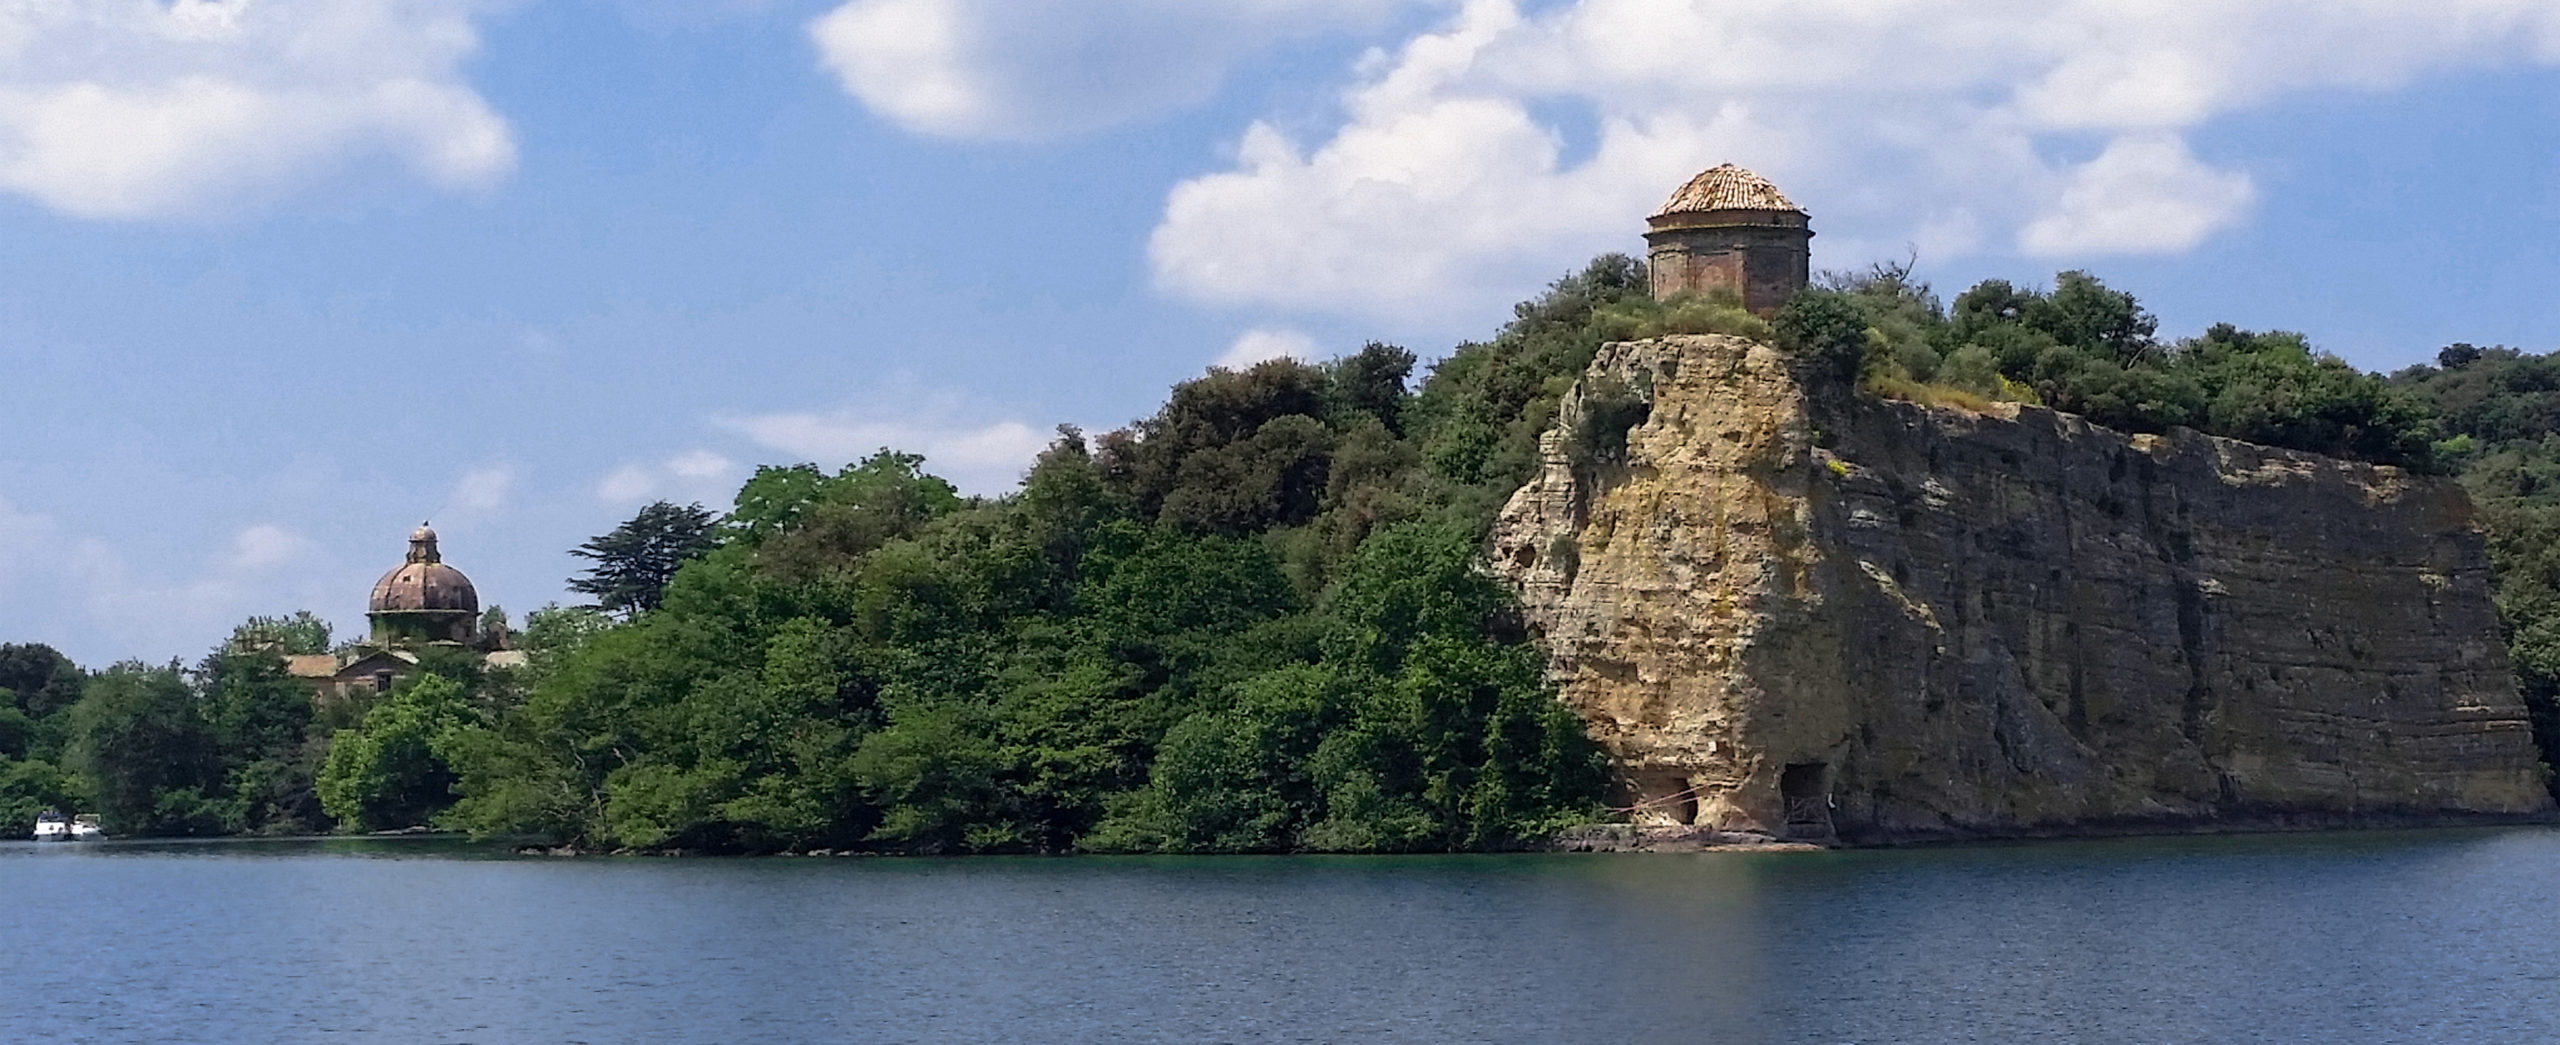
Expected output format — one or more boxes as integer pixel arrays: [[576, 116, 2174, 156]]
[[1651, 164, 1799, 218]]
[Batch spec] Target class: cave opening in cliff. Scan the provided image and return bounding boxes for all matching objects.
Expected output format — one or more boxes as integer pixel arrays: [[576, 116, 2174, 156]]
[[1632, 772, 1697, 825], [1780, 762, 1834, 838]]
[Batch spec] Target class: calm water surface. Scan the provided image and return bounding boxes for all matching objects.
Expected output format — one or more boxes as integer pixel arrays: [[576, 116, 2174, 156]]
[[6, 828, 2559, 1043]]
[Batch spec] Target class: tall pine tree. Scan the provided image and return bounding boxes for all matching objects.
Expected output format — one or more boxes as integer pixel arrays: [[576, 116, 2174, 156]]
[[567, 501, 721, 616]]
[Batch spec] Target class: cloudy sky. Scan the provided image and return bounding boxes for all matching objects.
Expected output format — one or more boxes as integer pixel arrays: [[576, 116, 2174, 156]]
[[4, 0, 2559, 665]]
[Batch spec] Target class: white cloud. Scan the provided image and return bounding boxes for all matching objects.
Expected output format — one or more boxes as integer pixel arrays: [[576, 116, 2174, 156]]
[[595, 464, 658, 506], [808, 0, 1438, 140], [226, 523, 306, 571], [593, 450, 747, 508], [0, 0, 514, 219], [720, 403, 1051, 495], [1217, 327, 1322, 369], [2017, 135, 2257, 256], [666, 449, 738, 481], [1141, 0, 2560, 324], [0, 492, 339, 664], [516, 327, 560, 355], [442, 463, 515, 520]]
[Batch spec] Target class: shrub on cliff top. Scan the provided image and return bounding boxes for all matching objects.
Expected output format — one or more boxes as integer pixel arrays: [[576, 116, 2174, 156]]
[[1775, 288, 1872, 383], [1590, 291, 1771, 342], [1792, 265, 2438, 470]]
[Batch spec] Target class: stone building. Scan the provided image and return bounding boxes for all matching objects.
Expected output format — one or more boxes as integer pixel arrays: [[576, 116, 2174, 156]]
[[287, 524, 522, 700], [1643, 163, 1811, 314], [369, 524, 480, 646]]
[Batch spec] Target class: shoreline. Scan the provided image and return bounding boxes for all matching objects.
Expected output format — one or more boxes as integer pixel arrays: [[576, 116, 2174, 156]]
[[28, 812, 2555, 857], [1555, 808, 2560, 853]]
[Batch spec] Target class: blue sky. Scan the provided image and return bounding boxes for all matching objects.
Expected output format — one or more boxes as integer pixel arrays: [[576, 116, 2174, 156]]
[[4, 0, 2559, 666]]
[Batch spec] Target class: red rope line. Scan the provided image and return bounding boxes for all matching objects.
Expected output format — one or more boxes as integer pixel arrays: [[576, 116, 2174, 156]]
[[1606, 780, 1706, 814]]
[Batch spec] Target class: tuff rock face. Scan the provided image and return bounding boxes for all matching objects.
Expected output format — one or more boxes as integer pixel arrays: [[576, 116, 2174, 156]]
[[1492, 334, 2554, 842]]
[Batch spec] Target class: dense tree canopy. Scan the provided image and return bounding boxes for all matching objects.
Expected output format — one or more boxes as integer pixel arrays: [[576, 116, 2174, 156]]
[[20, 254, 2560, 844], [1782, 264, 2440, 468], [67, 663, 227, 835], [1, 642, 85, 721], [403, 261, 1680, 854]]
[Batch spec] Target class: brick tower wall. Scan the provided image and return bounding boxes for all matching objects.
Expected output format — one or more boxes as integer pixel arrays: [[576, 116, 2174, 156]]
[[1644, 212, 1811, 315]]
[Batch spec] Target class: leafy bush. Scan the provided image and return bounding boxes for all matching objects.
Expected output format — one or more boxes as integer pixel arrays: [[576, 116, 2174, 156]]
[[1565, 375, 1651, 472], [318, 674, 476, 831], [1590, 291, 1771, 342], [1806, 266, 2435, 469], [1775, 289, 1872, 383]]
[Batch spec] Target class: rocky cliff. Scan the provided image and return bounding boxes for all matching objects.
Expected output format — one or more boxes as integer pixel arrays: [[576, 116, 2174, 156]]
[[1493, 334, 2554, 842]]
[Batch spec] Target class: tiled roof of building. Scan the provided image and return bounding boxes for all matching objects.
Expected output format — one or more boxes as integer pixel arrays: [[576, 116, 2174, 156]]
[[284, 654, 338, 679], [1651, 164, 1799, 217]]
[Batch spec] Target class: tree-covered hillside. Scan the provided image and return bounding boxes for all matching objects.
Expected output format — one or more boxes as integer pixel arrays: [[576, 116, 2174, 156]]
[[16, 258, 2560, 847], [321, 259, 1681, 854]]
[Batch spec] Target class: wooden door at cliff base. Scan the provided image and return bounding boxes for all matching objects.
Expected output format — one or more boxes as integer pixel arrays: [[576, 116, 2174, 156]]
[[1780, 762, 1835, 840]]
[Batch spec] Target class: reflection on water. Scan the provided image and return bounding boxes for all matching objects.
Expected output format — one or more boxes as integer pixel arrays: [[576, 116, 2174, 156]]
[[5, 829, 2558, 1043]]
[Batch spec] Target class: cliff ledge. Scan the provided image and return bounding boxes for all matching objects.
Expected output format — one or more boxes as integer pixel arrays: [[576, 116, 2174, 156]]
[[1493, 334, 2554, 842]]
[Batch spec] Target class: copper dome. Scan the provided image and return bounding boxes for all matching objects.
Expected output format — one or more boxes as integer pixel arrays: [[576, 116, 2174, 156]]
[[369, 525, 479, 614]]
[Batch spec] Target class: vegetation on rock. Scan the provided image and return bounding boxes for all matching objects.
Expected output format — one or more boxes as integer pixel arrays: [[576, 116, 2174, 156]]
[[16, 254, 2560, 842], [2390, 347, 2560, 793], [1779, 263, 2440, 468]]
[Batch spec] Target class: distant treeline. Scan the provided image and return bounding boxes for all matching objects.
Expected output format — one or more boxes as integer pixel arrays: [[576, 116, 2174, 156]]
[[11, 258, 2559, 849]]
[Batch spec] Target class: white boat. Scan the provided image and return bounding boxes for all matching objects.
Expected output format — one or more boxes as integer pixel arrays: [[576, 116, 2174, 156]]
[[68, 815, 104, 841], [31, 811, 68, 842]]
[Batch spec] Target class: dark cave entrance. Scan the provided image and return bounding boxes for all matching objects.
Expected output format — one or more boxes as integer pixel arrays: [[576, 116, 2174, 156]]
[[1633, 771, 1697, 825], [1779, 761, 1834, 839]]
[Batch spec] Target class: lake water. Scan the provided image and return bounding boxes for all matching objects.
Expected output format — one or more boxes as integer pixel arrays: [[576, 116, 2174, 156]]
[[6, 828, 2559, 1043]]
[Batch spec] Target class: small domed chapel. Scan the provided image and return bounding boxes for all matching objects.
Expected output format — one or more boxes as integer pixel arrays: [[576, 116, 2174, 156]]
[[285, 524, 523, 700], [1642, 162, 1812, 314]]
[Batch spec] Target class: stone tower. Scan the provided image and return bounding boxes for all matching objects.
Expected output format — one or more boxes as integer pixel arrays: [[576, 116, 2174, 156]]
[[367, 524, 481, 646], [1643, 164, 1811, 315]]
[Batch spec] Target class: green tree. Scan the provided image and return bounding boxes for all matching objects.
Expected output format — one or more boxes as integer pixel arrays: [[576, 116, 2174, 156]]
[[318, 674, 477, 830], [0, 757, 84, 834], [417, 257, 1658, 854], [1100, 359, 1337, 533], [201, 648, 325, 832], [1774, 287, 1874, 384], [1087, 665, 1333, 852], [749, 451, 966, 580], [850, 705, 1017, 852], [569, 500, 723, 616], [0, 642, 85, 722], [66, 663, 226, 835], [227, 612, 332, 656], [1328, 342, 1417, 434]]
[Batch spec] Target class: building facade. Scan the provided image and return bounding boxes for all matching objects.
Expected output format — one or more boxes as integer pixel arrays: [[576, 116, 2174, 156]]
[[287, 525, 521, 700], [1643, 163, 1812, 315]]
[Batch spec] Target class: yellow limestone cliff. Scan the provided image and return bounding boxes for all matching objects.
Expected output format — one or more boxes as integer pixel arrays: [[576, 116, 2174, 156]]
[[1493, 334, 2553, 842]]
